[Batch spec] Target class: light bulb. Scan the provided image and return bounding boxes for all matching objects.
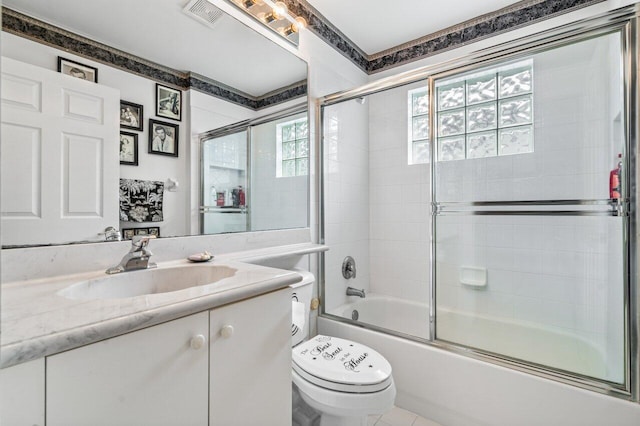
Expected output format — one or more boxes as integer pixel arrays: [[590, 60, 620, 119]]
[[294, 16, 307, 29], [259, 10, 279, 23], [279, 23, 297, 36], [273, 1, 287, 16]]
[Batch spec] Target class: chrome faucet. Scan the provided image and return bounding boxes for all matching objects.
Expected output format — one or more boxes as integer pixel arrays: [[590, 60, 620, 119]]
[[346, 286, 365, 298], [106, 235, 157, 274]]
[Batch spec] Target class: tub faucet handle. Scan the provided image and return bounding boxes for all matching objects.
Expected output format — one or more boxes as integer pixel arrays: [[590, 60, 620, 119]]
[[342, 256, 357, 279]]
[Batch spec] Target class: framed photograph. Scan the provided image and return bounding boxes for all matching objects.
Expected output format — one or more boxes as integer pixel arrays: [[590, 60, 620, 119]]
[[121, 227, 160, 240], [156, 83, 181, 121], [148, 119, 179, 157], [119, 132, 138, 166], [120, 100, 143, 131], [57, 57, 98, 83]]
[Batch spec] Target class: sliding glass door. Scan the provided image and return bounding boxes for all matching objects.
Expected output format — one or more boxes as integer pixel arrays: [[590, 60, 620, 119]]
[[432, 31, 627, 384]]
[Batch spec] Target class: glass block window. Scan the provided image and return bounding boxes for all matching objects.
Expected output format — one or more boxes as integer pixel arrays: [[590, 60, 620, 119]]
[[408, 87, 430, 165], [435, 59, 533, 161], [276, 117, 308, 177]]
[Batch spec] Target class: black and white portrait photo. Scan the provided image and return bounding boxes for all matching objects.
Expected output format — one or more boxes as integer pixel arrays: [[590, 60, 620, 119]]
[[119, 132, 138, 166], [120, 100, 143, 131], [148, 119, 179, 157], [156, 83, 181, 121], [58, 57, 98, 83]]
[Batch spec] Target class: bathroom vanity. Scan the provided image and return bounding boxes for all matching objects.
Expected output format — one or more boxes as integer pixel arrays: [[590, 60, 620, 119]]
[[0, 247, 319, 426]]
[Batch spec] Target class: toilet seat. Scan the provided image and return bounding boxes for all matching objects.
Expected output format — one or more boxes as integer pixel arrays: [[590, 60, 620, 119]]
[[292, 335, 393, 393]]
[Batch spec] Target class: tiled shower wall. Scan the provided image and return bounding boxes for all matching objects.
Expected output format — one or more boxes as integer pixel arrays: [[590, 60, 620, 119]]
[[323, 99, 370, 311], [368, 82, 431, 305], [251, 117, 308, 232]]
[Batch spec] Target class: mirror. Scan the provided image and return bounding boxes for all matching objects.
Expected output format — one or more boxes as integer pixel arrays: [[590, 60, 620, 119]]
[[1, 0, 309, 247]]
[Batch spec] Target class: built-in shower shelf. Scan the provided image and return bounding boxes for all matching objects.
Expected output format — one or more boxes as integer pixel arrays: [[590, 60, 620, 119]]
[[459, 266, 487, 288]]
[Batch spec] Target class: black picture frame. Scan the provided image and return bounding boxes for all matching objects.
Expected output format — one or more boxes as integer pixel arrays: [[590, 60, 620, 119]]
[[119, 131, 139, 166], [57, 56, 98, 83], [155, 83, 181, 121], [122, 229, 135, 240], [120, 100, 144, 131], [148, 119, 179, 157]]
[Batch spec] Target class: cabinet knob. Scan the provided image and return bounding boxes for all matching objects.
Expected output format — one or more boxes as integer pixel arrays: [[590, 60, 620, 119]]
[[190, 334, 206, 350], [220, 325, 234, 338]]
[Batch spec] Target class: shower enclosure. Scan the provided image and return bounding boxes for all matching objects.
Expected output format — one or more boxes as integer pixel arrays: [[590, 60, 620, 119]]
[[199, 107, 309, 235], [319, 8, 636, 399]]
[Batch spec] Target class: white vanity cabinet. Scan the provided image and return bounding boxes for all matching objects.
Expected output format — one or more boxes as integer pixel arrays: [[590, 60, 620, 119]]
[[43, 288, 292, 426], [46, 311, 210, 426], [0, 358, 45, 426], [209, 287, 292, 426]]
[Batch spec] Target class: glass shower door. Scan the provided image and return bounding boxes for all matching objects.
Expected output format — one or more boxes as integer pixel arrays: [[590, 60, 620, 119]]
[[433, 31, 627, 384], [200, 130, 248, 234]]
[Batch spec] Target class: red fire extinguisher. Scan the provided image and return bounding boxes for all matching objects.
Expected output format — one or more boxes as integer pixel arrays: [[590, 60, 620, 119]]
[[609, 154, 622, 199]]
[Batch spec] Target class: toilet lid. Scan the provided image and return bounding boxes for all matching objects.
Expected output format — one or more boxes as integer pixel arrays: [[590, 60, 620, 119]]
[[292, 335, 393, 393]]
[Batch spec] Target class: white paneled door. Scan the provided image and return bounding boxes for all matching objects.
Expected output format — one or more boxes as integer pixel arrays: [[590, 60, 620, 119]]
[[1, 56, 119, 245]]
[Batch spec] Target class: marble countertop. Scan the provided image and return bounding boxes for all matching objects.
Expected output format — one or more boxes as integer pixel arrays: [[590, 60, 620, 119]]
[[1, 243, 326, 369]]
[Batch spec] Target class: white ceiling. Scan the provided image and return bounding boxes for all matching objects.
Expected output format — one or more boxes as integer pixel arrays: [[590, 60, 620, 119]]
[[305, 0, 527, 55], [2, 0, 307, 97]]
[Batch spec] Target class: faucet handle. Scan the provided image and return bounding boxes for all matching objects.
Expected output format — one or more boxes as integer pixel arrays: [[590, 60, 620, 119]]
[[99, 226, 122, 241], [131, 234, 156, 249]]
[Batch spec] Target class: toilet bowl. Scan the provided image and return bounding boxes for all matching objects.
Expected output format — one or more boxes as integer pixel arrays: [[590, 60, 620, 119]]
[[291, 271, 396, 426]]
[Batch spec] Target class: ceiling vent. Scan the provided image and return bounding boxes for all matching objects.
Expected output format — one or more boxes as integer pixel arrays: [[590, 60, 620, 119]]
[[183, 0, 225, 28]]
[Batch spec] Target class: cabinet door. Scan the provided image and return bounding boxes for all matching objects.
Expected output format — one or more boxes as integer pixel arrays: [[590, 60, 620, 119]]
[[47, 312, 209, 426], [210, 288, 292, 426], [0, 359, 45, 426]]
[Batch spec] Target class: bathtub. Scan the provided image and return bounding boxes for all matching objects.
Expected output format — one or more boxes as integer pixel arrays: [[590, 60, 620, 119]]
[[321, 294, 635, 426], [332, 294, 430, 339]]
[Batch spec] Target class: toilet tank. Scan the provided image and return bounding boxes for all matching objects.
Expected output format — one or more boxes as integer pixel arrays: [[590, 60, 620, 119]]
[[291, 269, 314, 347]]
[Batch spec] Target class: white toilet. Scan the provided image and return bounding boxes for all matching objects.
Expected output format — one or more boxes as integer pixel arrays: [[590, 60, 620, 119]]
[[291, 270, 396, 426]]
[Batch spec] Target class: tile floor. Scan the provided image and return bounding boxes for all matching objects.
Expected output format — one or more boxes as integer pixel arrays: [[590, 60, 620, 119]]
[[368, 406, 444, 426]]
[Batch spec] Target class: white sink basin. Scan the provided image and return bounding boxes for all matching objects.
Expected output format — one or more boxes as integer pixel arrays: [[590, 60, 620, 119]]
[[58, 264, 237, 300]]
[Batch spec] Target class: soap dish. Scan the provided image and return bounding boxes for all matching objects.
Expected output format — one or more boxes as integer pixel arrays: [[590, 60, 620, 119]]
[[188, 252, 213, 263]]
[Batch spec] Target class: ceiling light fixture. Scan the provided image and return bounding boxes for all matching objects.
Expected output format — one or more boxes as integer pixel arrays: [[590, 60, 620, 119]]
[[226, 0, 306, 46]]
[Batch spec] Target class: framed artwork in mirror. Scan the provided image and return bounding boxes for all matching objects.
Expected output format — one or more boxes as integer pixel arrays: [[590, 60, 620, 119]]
[[156, 83, 181, 121], [57, 56, 98, 83], [120, 100, 143, 131], [122, 227, 160, 240], [148, 119, 179, 157], [119, 132, 138, 166]]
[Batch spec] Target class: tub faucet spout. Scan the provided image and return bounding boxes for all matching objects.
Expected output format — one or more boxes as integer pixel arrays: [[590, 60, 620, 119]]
[[346, 286, 366, 298]]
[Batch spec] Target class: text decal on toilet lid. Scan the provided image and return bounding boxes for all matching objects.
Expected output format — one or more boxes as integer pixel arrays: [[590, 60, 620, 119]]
[[293, 335, 392, 386]]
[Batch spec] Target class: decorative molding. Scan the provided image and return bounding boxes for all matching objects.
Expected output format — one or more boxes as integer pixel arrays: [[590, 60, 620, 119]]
[[282, 0, 369, 72], [1, 7, 306, 110], [255, 81, 308, 110], [283, 0, 606, 74], [366, 0, 607, 73]]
